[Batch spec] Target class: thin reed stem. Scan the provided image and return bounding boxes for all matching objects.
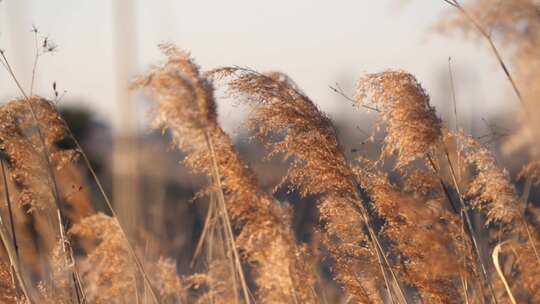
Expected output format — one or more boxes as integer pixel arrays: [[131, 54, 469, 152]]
[[1, 161, 20, 268], [0, 216, 31, 302], [191, 192, 216, 267], [448, 57, 462, 183], [0, 160, 33, 303], [459, 224, 471, 304], [353, 186, 408, 304], [71, 133, 161, 303], [204, 132, 251, 304], [30, 27, 40, 96], [443, 0, 523, 107], [329, 85, 381, 112], [517, 178, 540, 265], [426, 155, 459, 213], [427, 152, 498, 303], [0, 224, 33, 303], [492, 243, 517, 304], [442, 149, 498, 304]]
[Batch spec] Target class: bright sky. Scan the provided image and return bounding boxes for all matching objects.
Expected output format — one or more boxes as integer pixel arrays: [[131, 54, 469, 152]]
[[0, 0, 519, 134]]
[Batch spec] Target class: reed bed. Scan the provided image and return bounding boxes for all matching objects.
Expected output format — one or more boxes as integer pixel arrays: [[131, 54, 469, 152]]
[[0, 1, 539, 303]]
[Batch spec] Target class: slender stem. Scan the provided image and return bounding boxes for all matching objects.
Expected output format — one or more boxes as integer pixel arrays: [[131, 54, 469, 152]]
[[448, 57, 462, 184], [30, 29, 40, 96], [0, 52, 29, 99], [444, 0, 524, 107], [492, 243, 517, 304], [427, 152, 496, 303], [0, 161, 33, 303], [459, 211, 471, 304], [204, 132, 251, 304], [61, 119, 161, 303], [191, 192, 216, 267], [206, 196, 217, 304], [1, 161, 20, 267], [517, 178, 540, 265], [353, 183, 408, 304], [426, 153, 473, 303], [426, 155, 459, 213], [219, 203, 241, 304], [329, 85, 381, 112], [442, 149, 498, 304], [0, 224, 33, 303], [0, 196, 31, 302]]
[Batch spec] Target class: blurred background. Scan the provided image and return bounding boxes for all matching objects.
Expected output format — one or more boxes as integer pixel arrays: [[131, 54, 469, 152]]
[[0, 0, 519, 129], [0, 0, 523, 273]]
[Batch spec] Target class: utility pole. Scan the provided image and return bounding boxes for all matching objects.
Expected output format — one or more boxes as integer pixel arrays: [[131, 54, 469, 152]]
[[112, 0, 139, 240]]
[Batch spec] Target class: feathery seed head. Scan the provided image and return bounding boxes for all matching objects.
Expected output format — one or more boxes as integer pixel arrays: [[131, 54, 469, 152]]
[[355, 70, 442, 168], [212, 67, 385, 302], [0, 97, 79, 211], [136, 47, 316, 303], [354, 162, 465, 302], [460, 134, 520, 227], [70, 213, 137, 303]]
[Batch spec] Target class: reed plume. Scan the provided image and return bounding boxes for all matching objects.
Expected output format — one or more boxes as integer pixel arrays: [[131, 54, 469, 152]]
[[70, 212, 137, 303], [211, 67, 396, 303], [0, 9, 538, 301], [72, 212, 201, 304], [0, 97, 85, 302], [355, 70, 442, 169], [0, 97, 78, 212], [150, 258, 188, 303], [133, 44, 316, 303], [459, 133, 521, 228], [38, 240, 76, 304], [353, 71, 494, 302]]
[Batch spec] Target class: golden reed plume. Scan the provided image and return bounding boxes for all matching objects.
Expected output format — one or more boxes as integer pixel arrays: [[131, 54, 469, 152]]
[[132, 44, 316, 303]]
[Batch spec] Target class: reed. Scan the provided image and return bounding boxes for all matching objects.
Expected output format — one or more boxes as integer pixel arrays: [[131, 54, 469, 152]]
[[0, 3, 538, 302]]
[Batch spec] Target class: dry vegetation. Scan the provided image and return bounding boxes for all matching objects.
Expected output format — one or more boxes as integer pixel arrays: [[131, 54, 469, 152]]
[[0, 0, 539, 303]]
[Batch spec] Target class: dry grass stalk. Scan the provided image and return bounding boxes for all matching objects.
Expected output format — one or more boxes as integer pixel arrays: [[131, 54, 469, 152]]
[[133, 44, 316, 303], [0, 214, 30, 303], [439, 0, 540, 187], [488, 225, 540, 303], [491, 242, 517, 304], [440, 0, 524, 106], [210, 67, 408, 303], [0, 159, 31, 303]]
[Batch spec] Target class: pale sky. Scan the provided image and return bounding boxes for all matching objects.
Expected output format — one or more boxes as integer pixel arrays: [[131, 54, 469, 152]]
[[0, 0, 519, 134]]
